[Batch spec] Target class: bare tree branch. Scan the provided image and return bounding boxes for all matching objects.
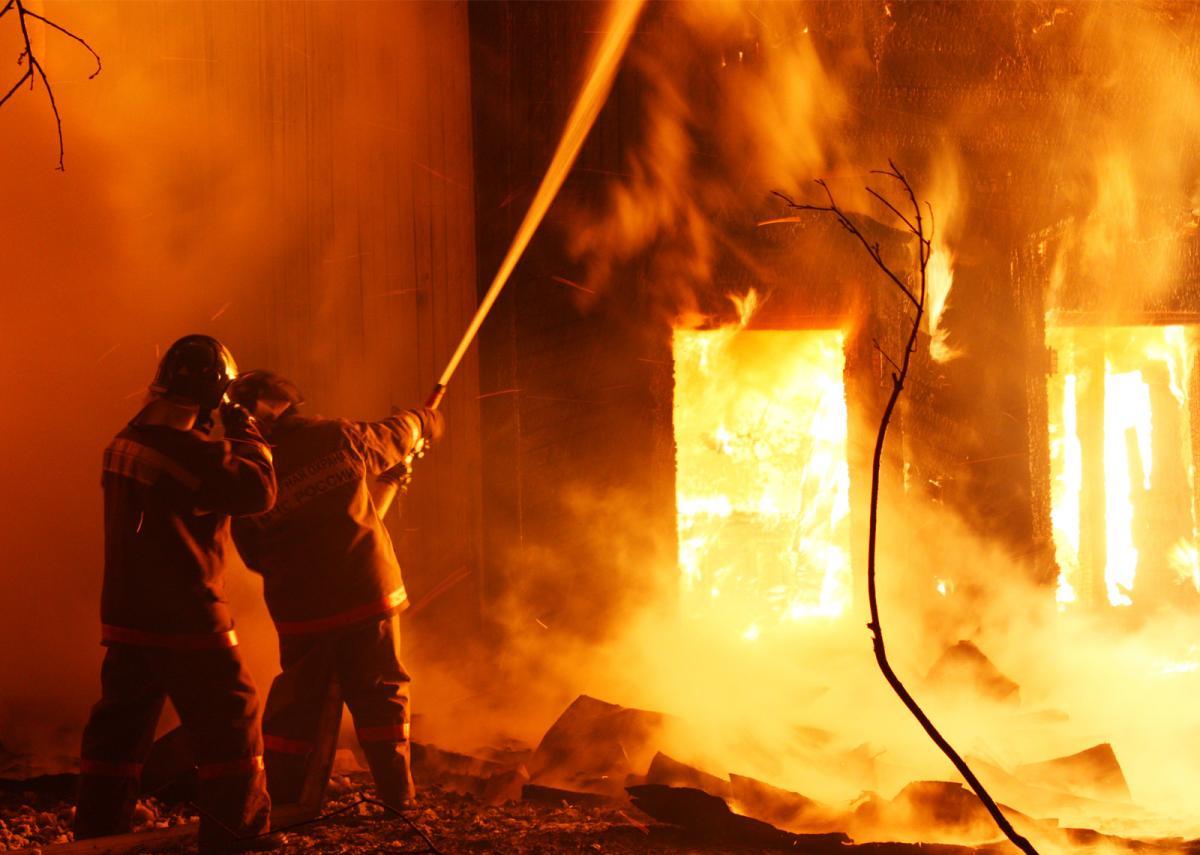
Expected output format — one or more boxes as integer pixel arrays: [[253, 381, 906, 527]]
[[0, 67, 31, 110], [769, 183, 922, 309], [0, 0, 101, 169], [866, 187, 918, 235], [764, 166, 1040, 855], [23, 8, 102, 79], [872, 338, 901, 374]]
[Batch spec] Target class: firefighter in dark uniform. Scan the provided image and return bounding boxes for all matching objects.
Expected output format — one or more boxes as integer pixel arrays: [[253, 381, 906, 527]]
[[75, 335, 277, 851], [227, 371, 442, 814]]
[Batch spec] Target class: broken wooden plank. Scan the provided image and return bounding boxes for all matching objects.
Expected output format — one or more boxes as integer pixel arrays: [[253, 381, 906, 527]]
[[521, 783, 621, 808], [729, 772, 848, 834], [1016, 744, 1131, 803], [644, 752, 731, 798], [851, 780, 1033, 847], [527, 695, 670, 796], [925, 641, 1019, 704], [627, 783, 851, 848]]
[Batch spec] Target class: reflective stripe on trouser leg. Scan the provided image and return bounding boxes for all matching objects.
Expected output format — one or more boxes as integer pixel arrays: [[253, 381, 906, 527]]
[[354, 717, 412, 807], [338, 615, 413, 807], [263, 634, 343, 812], [160, 645, 270, 852], [263, 734, 315, 755], [197, 755, 264, 780]]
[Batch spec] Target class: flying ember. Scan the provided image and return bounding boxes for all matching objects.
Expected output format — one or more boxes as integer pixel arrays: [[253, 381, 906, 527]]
[[673, 325, 852, 633]]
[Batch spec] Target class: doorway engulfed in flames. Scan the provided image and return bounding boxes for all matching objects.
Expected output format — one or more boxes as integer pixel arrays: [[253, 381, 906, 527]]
[[1046, 324, 1200, 613], [672, 327, 853, 638]]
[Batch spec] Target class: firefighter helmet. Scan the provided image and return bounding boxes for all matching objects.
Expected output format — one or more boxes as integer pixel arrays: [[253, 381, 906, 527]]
[[149, 334, 239, 411], [228, 369, 304, 414]]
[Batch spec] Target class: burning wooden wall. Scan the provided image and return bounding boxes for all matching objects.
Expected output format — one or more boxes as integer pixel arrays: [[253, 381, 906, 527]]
[[468, 0, 1200, 641], [467, 1, 910, 637]]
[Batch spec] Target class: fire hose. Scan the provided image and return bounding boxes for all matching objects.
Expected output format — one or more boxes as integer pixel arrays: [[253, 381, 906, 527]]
[[373, 0, 645, 517]]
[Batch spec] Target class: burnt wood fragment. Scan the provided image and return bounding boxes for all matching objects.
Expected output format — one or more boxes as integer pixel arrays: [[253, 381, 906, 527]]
[[644, 752, 731, 798], [729, 773, 847, 834], [528, 695, 669, 795], [521, 783, 622, 808], [925, 641, 1020, 704], [627, 783, 851, 848], [1016, 744, 1131, 803]]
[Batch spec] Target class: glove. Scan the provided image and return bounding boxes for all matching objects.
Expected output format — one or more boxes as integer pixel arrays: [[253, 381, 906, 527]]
[[219, 401, 258, 438], [377, 458, 414, 490], [417, 406, 445, 442]]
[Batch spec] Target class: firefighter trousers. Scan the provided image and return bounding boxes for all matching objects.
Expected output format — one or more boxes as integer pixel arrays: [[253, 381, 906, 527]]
[[262, 613, 413, 811], [75, 643, 270, 852]]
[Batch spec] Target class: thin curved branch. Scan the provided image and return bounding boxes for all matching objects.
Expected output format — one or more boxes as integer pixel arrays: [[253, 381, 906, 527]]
[[23, 8, 102, 78], [866, 187, 918, 235], [0, 67, 32, 109], [770, 182, 922, 309], [765, 166, 1040, 855], [0, 0, 101, 169], [872, 338, 901, 374]]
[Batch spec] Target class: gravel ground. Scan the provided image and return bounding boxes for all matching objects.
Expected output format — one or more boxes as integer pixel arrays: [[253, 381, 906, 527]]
[[1, 773, 799, 855]]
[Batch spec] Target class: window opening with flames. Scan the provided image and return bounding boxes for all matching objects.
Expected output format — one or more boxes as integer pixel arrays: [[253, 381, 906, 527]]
[[673, 326, 852, 638], [1047, 324, 1200, 611]]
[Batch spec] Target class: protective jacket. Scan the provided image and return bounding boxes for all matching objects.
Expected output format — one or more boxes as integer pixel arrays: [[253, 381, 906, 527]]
[[100, 418, 276, 644], [80, 410, 276, 850], [231, 410, 433, 634]]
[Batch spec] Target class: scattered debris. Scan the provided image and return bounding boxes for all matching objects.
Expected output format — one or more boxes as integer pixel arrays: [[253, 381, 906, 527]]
[[1016, 744, 1131, 803], [729, 772, 847, 834], [527, 695, 670, 796], [480, 764, 529, 806], [412, 742, 503, 798], [644, 752, 731, 799], [0, 695, 1186, 853], [926, 641, 1020, 704], [628, 784, 850, 848], [850, 780, 1041, 848], [521, 783, 619, 809]]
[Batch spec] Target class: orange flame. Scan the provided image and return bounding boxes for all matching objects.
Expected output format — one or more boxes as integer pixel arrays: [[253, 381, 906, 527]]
[[1047, 325, 1198, 608], [925, 241, 957, 363], [673, 294, 852, 634]]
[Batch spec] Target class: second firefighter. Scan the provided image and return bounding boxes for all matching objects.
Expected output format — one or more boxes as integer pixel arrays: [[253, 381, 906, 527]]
[[228, 371, 443, 813]]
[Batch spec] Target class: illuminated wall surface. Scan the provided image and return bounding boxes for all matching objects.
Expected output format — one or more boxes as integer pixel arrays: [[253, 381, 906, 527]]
[[0, 1, 481, 748], [1047, 325, 1200, 608], [673, 329, 851, 636]]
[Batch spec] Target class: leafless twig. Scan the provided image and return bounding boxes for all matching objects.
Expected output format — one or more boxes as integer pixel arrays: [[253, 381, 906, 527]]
[[0, 0, 101, 170], [764, 163, 1039, 855]]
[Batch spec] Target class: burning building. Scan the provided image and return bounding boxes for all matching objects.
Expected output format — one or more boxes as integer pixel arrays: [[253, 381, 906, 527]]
[[5, 0, 1200, 851]]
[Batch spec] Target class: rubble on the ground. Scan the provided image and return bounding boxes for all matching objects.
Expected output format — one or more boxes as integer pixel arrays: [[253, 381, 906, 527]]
[[2, 694, 1197, 853], [1015, 743, 1131, 803], [526, 695, 671, 797], [925, 640, 1020, 705]]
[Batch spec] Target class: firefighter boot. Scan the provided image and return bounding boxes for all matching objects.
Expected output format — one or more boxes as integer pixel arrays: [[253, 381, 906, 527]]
[[195, 766, 272, 854], [361, 740, 415, 810], [74, 773, 139, 839], [263, 750, 308, 806]]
